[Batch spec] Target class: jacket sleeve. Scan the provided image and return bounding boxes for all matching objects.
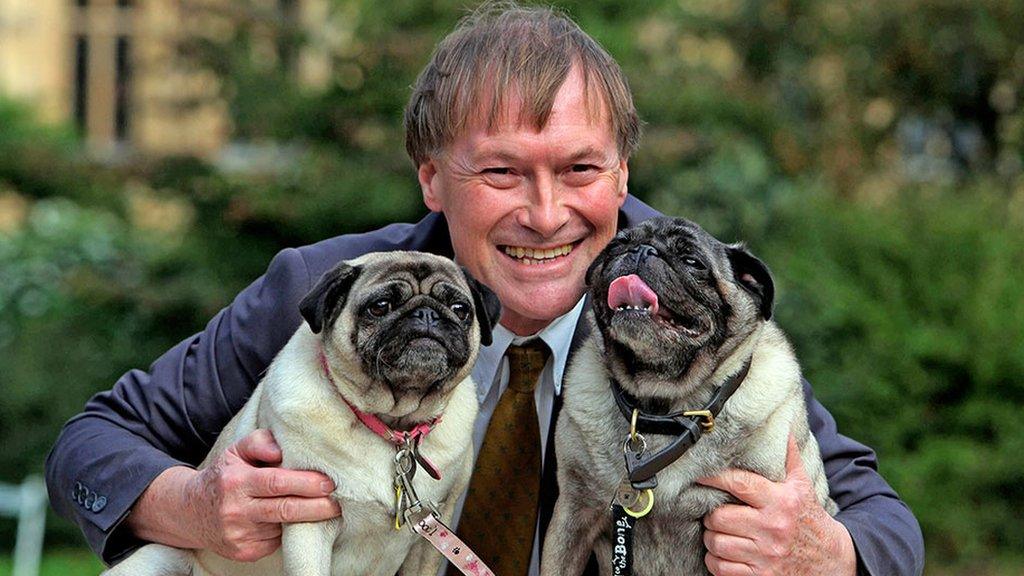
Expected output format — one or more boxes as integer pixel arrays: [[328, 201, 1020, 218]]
[[805, 380, 925, 576], [45, 247, 314, 565]]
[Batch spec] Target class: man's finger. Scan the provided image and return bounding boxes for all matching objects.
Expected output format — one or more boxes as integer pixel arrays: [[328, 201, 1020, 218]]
[[703, 528, 759, 563], [246, 468, 336, 498], [235, 429, 283, 465], [251, 496, 342, 524], [697, 469, 774, 508], [705, 552, 757, 576], [784, 432, 807, 481], [224, 536, 282, 563], [703, 503, 764, 537]]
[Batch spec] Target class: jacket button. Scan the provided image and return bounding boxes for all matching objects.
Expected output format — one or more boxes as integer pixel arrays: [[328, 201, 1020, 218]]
[[84, 492, 96, 508], [91, 496, 107, 513]]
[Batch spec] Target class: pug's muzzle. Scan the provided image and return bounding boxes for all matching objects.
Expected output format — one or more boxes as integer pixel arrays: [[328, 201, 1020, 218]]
[[586, 217, 774, 376]]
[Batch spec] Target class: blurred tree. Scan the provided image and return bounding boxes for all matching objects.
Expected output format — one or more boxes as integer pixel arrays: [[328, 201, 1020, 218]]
[[1, 0, 1023, 570]]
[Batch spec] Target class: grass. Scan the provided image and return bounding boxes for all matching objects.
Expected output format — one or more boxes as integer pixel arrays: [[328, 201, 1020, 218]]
[[0, 549, 104, 576]]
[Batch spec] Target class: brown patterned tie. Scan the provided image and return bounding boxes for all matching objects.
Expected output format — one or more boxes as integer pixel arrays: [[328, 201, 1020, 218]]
[[451, 340, 550, 576]]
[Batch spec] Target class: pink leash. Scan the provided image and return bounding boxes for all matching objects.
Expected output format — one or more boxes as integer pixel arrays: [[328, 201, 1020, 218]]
[[319, 350, 495, 576]]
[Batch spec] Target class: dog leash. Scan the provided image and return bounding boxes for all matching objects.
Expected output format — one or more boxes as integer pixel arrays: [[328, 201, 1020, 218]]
[[319, 350, 495, 576], [606, 357, 752, 575]]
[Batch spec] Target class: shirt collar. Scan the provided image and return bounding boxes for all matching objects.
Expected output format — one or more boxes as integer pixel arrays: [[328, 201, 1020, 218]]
[[472, 296, 587, 402]]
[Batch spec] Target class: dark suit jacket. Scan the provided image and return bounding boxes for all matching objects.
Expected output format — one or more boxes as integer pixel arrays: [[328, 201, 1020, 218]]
[[46, 195, 924, 575]]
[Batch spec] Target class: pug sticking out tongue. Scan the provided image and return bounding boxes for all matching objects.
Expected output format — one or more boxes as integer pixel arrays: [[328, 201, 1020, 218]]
[[608, 274, 660, 313], [542, 217, 836, 576]]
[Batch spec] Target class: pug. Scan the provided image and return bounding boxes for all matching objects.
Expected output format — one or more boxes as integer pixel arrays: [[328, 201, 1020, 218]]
[[541, 217, 837, 576], [104, 251, 500, 576]]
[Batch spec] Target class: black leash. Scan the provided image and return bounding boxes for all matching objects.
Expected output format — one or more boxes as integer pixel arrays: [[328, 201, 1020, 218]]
[[607, 357, 752, 575]]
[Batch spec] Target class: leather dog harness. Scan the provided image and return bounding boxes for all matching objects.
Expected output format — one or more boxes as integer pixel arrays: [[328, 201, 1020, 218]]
[[318, 350, 495, 576], [611, 358, 752, 488], [606, 357, 752, 576]]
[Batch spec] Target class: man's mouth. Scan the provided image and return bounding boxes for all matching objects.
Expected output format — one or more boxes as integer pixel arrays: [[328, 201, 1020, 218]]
[[607, 274, 704, 337], [501, 243, 575, 265]]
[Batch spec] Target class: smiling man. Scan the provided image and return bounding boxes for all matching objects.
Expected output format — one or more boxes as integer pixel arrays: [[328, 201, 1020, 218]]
[[416, 64, 629, 336], [46, 3, 924, 576]]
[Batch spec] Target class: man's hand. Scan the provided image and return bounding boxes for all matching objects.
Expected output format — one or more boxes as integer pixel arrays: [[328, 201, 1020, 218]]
[[696, 434, 857, 576], [126, 429, 342, 562]]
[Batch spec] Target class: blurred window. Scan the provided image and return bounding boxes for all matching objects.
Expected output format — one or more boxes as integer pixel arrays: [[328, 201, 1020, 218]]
[[73, 35, 89, 134], [278, 0, 298, 71], [115, 36, 132, 141]]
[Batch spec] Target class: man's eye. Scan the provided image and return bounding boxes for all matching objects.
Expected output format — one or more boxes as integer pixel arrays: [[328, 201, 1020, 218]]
[[482, 167, 512, 175], [564, 164, 600, 185], [367, 300, 391, 317]]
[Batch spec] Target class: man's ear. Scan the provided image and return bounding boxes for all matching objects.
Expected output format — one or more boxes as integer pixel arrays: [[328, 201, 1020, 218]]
[[299, 263, 362, 334], [726, 244, 775, 320], [418, 160, 442, 212], [460, 267, 501, 346], [616, 158, 630, 204]]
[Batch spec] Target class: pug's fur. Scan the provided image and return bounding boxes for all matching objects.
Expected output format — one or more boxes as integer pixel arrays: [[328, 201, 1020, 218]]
[[541, 217, 837, 576], [105, 251, 500, 576]]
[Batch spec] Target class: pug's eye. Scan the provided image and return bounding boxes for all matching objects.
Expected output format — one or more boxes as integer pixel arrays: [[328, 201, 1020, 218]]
[[367, 299, 392, 317], [450, 302, 471, 322], [684, 257, 706, 270]]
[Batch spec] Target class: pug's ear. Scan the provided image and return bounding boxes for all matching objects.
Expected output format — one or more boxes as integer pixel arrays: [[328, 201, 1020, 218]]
[[726, 244, 775, 320], [300, 263, 362, 334], [461, 267, 501, 346]]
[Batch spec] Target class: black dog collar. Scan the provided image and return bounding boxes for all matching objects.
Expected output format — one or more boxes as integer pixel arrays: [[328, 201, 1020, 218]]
[[610, 358, 752, 488]]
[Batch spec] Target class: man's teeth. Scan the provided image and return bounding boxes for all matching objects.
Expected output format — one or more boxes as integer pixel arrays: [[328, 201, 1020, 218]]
[[615, 305, 650, 311], [503, 244, 573, 263]]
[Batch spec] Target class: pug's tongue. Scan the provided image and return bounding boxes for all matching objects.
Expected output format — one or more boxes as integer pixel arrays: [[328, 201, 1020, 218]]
[[607, 274, 659, 315]]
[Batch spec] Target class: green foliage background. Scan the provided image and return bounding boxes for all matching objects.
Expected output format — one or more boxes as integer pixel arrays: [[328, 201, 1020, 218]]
[[2, 1, 1024, 573]]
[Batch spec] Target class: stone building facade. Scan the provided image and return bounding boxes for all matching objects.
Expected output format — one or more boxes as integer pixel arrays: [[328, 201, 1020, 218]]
[[0, 0, 329, 158]]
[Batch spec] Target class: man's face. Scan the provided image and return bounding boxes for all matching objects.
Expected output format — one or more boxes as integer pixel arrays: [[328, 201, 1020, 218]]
[[418, 67, 629, 336]]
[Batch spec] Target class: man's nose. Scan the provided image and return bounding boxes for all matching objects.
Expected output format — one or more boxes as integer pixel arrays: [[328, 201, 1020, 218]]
[[517, 174, 570, 237]]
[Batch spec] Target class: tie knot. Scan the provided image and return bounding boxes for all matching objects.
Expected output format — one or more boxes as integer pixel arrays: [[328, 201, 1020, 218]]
[[505, 340, 550, 394]]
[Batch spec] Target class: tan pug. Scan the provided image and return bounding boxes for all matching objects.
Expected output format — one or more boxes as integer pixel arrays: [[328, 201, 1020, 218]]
[[542, 217, 837, 576], [104, 251, 500, 576]]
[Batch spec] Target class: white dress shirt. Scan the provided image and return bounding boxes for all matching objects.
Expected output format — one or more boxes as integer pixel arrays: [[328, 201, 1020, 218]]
[[438, 296, 586, 576]]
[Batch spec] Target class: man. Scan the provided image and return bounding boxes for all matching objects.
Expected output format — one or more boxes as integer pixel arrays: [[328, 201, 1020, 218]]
[[46, 4, 924, 576]]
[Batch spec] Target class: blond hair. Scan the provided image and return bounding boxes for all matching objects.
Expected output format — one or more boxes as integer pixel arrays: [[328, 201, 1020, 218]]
[[404, 1, 642, 166]]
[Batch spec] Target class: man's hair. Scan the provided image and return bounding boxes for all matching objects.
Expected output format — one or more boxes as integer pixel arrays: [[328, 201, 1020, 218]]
[[404, 1, 642, 166]]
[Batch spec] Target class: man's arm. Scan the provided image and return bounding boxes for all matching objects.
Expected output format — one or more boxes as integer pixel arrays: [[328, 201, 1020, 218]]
[[698, 381, 925, 576], [805, 380, 925, 575], [45, 248, 333, 564]]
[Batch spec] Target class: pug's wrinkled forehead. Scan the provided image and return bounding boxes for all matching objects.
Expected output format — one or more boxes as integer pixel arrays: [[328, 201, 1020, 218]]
[[352, 252, 468, 298], [615, 218, 723, 256]]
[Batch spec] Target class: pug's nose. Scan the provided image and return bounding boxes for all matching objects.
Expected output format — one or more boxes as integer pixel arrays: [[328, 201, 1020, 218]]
[[411, 306, 440, 330], [630, 244, 658, 266]]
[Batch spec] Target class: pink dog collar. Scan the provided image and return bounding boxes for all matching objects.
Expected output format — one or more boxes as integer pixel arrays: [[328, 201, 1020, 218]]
[[318, 350, 442, 447]]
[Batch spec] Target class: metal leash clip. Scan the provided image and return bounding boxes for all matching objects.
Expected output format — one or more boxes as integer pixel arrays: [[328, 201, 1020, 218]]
[[393, 439, 439, 531], [614, 408, 654, 518]]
